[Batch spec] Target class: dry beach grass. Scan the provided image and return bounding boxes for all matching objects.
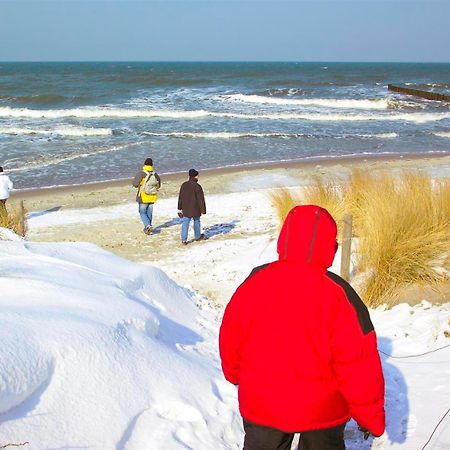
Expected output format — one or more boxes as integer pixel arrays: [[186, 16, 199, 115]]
[[270, 169, 450, 307], [0, 201, 27, 237]]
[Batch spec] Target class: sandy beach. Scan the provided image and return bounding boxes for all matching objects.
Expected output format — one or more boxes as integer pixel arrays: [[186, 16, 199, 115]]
[[12, 153, 449, 305]]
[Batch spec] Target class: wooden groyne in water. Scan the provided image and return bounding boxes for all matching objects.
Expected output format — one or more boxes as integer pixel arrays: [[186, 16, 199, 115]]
[[388, 84, 450, 102]]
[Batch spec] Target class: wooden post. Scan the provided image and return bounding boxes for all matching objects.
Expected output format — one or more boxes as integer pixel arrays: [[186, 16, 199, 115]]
[[340, 214, 353, 281], [16, 200, 26, 237]]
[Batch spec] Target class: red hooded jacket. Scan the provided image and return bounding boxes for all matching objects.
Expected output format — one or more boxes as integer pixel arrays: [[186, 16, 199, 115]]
[[219, 205, 385, 436]]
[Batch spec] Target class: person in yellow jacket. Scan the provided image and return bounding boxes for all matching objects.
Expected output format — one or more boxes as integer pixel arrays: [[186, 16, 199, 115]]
[[132, 158, 161, 235]]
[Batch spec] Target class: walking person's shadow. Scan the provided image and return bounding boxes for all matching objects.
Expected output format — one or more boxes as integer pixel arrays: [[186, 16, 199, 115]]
[[292, 336, 410, 449], [378, 336, 409, 446], [151, 217, 182, 234], [342, 336, 410, 449]]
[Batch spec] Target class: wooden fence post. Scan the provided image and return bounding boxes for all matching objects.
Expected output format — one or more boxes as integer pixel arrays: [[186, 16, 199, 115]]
[[16, 200, 26, 237], [340, 214, 353, 281]]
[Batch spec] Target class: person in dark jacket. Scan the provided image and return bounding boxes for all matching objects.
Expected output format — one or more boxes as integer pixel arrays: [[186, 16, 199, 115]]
[[177, 168, 206, 245], [132, 158, 161, 235], [219, 205, 385, 450]]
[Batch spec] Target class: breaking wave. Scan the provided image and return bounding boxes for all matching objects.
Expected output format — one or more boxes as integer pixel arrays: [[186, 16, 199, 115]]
[[0, 106, 448, 124], [142, 131, 399, 139], [7, 143, 138, 173], [0, 125, 112, 137], [141, 131, 311, 139], [434, 131, 450, 138], [353, 132, 398, 139], [0, 106, 211, 120], [224, 94, 391, 110]]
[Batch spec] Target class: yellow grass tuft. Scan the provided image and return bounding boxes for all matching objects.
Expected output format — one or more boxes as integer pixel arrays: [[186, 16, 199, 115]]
[[0, 201, 27, 237], [270, 170, 450, 307], [303, 176, 346, 234], [268, 187, 300, 225], [355, 171, 450, 307], [0, 203, 9, 230]]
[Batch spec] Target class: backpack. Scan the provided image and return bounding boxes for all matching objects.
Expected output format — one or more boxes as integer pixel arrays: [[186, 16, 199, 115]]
[[142, 171, 159, 195]]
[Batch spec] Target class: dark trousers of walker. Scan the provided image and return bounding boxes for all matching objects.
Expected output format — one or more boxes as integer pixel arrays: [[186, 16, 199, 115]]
[[243, 419, 346, 450]]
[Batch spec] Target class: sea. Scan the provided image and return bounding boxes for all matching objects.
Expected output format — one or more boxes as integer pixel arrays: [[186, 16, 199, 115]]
[[0, 62, 449, 189]]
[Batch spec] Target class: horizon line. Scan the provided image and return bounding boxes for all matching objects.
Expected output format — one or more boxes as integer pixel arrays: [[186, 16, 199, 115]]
[[1, 60, 450, 64]]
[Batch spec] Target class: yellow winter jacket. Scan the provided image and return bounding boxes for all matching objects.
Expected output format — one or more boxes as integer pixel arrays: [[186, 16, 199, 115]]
[[137, 165, 160, 204]]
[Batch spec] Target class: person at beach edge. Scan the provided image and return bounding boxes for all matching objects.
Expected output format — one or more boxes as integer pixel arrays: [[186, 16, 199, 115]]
[[177, 169, 206, 245], [219, 205, 385, 450], [0, 166, 13, 209], [132, 158, 161, 235]]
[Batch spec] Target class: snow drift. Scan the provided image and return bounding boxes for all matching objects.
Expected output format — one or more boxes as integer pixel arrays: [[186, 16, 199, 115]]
[[1, 232, 449, 449], [0, 237, 242, 449]]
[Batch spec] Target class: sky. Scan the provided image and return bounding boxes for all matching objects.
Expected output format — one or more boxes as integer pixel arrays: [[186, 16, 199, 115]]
[[0, 1, 449, 62]]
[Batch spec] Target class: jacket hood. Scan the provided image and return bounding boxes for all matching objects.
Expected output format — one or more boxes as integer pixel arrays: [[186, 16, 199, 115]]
[[277, 205, 337, 270], [143, 165, 154, 172]]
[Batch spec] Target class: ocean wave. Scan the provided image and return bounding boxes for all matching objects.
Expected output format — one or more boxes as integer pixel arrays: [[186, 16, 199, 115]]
[[0, 106, 448, 123], [0, 125, 112, 137], [354, 132, 398, 139], [7, 143, 137, 173], [224, 94, 390, 110], [405, 82, 450, 90], [0, 94, 92, 105], [0, 106, 211, 120], [434, 131, 450, 138], [218, 111, 450, 124], [141, 131, 311, 139], [142, 131, 398, 139]]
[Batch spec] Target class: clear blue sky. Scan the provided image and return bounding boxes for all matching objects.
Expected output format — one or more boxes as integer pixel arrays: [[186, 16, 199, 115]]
[[0, 0, 449, 62]]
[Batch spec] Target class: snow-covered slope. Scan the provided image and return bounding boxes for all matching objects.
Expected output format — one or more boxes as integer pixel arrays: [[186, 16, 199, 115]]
[[1, 234, 449, 449], [0, 237, 242, 449]]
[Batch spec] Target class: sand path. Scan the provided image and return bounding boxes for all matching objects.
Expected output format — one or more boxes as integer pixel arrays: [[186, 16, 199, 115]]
[[17, 154, 450, 304]]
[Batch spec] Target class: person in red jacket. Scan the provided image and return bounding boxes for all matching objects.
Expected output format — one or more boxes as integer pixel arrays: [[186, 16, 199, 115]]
[[219, 205, 385, 450]]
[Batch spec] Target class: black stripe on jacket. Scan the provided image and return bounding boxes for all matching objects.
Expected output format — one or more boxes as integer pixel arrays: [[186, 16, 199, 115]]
[[326, 271, 374, 335]]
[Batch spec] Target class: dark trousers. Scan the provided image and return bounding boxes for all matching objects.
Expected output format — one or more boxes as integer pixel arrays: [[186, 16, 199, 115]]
[[243, 419, 346, 450]]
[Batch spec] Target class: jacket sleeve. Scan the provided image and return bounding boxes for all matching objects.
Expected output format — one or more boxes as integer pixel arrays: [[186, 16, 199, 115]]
[[132, 171, 144, 188], [219, 287, 247, 385], [177, 185, 183, 211], [197, 185, 206, 215], [330, 289, 385, 437], [155, 173, 161, 189], [8, 178, 13, 191]]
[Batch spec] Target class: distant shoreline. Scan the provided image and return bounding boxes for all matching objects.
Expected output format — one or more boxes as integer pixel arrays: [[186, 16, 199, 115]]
[[11, 151, 450, 200]]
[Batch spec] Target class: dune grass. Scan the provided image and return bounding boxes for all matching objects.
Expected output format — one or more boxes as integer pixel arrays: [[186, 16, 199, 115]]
[[268, 187, 299, 225], [269, 179, 346, 236], [269, 170, 450, 307], [0, 201, 27, 237]]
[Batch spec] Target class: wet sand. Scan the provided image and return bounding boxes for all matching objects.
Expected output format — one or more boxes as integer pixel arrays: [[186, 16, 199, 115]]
[[12, 153, 450, 213]]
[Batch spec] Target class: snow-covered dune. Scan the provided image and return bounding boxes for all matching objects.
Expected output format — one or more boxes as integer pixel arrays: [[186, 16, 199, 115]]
[[0, 237, 242, 449], [1, 234, 449, 449]]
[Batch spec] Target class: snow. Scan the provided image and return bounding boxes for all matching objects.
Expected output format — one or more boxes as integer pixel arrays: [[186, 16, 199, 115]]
[[0, 238, 242, 449], [2, 182, 450, 449]]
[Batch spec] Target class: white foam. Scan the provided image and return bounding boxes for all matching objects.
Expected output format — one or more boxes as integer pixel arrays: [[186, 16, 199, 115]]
[[225, 94, 390, 110], [217, 111, 450, 124], [142, 131, 398, 139], [354, 132, 399, 139], [0, 125, 112, 137], [434, 131, 450, 138], [0, 106, 210, 120], [141, 132, 309, 139], [8, 143, 139, 173], [0, 106, 448, 124]]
